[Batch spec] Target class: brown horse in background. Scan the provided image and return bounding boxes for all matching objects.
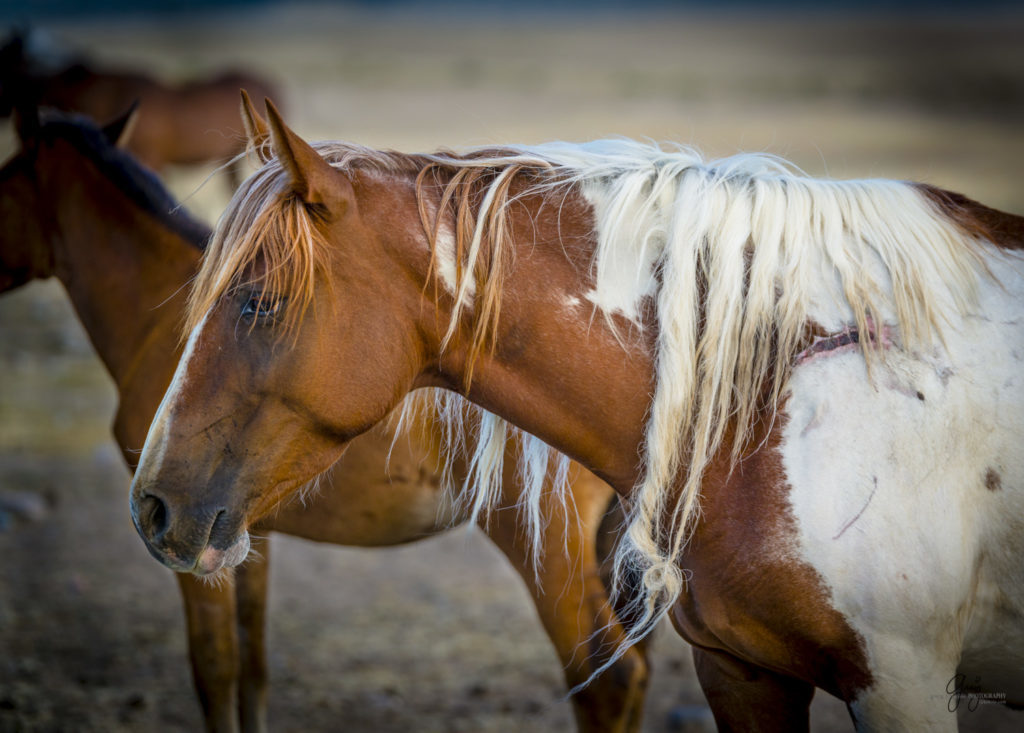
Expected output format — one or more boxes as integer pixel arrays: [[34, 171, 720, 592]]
[[0, 30, 276, 183], [0, 107, 648, 733]]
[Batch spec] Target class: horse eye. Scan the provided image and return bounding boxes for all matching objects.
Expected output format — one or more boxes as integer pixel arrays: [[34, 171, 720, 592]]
[[241, 293, 283, 320]]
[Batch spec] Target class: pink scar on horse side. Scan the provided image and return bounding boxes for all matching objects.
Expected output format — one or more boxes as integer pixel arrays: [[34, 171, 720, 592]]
[[794, 321, 895, 366]]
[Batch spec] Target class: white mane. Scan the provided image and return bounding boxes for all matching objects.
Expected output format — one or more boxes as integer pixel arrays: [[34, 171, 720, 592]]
[[403, 137, 990, 668]]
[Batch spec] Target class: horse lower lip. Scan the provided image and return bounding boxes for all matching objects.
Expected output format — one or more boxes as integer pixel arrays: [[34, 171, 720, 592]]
[[194, 532, 251, 575], [193, 550, 225, 576]]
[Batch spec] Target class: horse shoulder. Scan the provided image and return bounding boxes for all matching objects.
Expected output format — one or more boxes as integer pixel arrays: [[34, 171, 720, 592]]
[[670, 413, 873, 699]]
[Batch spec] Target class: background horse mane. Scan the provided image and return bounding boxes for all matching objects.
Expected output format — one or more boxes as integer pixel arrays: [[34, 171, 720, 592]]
[[26, 109, 211, 249], [192, 134, 993, 658]]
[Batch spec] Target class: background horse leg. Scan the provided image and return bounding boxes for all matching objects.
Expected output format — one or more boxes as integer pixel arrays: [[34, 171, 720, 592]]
[[234, 535, 271, 733], [176, 572, 241, 733], [693, 647, 814, 733], [484, 485, 648, 733]]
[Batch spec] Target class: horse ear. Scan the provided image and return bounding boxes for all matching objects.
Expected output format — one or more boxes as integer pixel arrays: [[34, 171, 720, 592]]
[[264, 97, 349, 209], [239, 88, 272, 163], [102, 100, 139, 148]]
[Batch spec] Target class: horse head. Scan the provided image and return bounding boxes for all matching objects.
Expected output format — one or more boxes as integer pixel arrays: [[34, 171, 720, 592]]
[[128, 96, 435, 575]]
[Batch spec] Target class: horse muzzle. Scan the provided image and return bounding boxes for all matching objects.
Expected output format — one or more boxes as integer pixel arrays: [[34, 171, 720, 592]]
[[129, 491, 251, 576]]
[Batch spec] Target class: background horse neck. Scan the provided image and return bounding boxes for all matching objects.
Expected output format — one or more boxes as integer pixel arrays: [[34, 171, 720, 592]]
[[51, 160, 199, 381], [39, 138, 205, 457]]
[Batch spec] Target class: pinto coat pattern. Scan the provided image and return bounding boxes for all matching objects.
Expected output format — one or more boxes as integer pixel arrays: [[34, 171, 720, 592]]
[[131, 96, 1024, 731]]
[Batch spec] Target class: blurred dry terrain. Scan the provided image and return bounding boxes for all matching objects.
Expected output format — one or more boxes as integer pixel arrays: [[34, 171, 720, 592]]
[[1, 4, 1022, 732]]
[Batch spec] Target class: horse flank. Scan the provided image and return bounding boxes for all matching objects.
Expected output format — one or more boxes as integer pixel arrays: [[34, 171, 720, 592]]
[[189, 136, 992, 658]]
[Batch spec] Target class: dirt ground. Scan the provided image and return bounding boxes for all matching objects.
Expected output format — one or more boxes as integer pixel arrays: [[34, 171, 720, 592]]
[[1, 5, 1023, 732]]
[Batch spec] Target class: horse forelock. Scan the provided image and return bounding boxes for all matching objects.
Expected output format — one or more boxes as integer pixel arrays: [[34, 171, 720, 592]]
[[185, 156, 336, 341], [186, 140, 484, 342]]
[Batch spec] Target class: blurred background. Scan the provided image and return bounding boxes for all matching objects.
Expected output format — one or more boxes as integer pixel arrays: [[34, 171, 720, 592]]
[[0, 1, 1021, 731]]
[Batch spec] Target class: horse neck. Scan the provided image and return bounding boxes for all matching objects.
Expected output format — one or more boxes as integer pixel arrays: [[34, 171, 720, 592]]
[[455, 313, 654, 493], [388, 172, 656, 493], [48, 162, 200, 392]]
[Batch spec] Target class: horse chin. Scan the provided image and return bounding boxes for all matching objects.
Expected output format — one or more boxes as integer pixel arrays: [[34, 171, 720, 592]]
[[193, 531, 251, 576]]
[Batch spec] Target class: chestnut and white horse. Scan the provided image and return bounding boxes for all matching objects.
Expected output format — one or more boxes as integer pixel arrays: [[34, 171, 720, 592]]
[[130, 95, 1024, 731]]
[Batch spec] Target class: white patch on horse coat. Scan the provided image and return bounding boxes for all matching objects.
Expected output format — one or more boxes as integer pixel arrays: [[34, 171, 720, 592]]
[[578, 177, 662, 322], [134, 308, 211, 480], [431, 219, 475, 306], [781, 247, 1024, 725]]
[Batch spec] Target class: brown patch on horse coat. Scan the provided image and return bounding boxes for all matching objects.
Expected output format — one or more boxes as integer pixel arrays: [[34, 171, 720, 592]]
[[984, 468, 1002, 492], [669, 406, 874, 701], [917, 184, 1024, 250]]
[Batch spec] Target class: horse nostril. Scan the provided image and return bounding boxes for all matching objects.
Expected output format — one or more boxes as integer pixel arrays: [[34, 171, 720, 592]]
[[139, 493, 169, 539], [208, 509, 230, 545]]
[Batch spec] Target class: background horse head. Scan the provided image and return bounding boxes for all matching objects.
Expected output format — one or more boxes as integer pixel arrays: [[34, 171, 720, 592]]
[[0, 103, 206, 387], [0, 28, 277, 183]]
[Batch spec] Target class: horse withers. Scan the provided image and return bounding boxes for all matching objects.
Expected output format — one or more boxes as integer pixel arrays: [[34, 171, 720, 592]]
[[131, 94, 1023, 731], [0, 105, 648, 733]]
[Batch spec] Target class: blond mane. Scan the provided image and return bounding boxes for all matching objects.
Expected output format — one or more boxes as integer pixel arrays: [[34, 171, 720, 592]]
[[189, 136, 993, 674]]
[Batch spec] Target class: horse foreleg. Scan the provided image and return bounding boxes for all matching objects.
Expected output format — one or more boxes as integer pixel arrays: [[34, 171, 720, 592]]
[[693, 646, 814, 733], [176, 572, 240, 733], [484, 488, 648, 733], [234, 534, 271, 733]]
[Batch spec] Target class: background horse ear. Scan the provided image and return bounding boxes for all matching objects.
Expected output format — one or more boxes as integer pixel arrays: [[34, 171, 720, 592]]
[[12, 100, 40, 147], [264, 97, 351, 210], [102, 100, 139, 148], [0, 29, 25, 67], [239, 88, 272, 164]]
